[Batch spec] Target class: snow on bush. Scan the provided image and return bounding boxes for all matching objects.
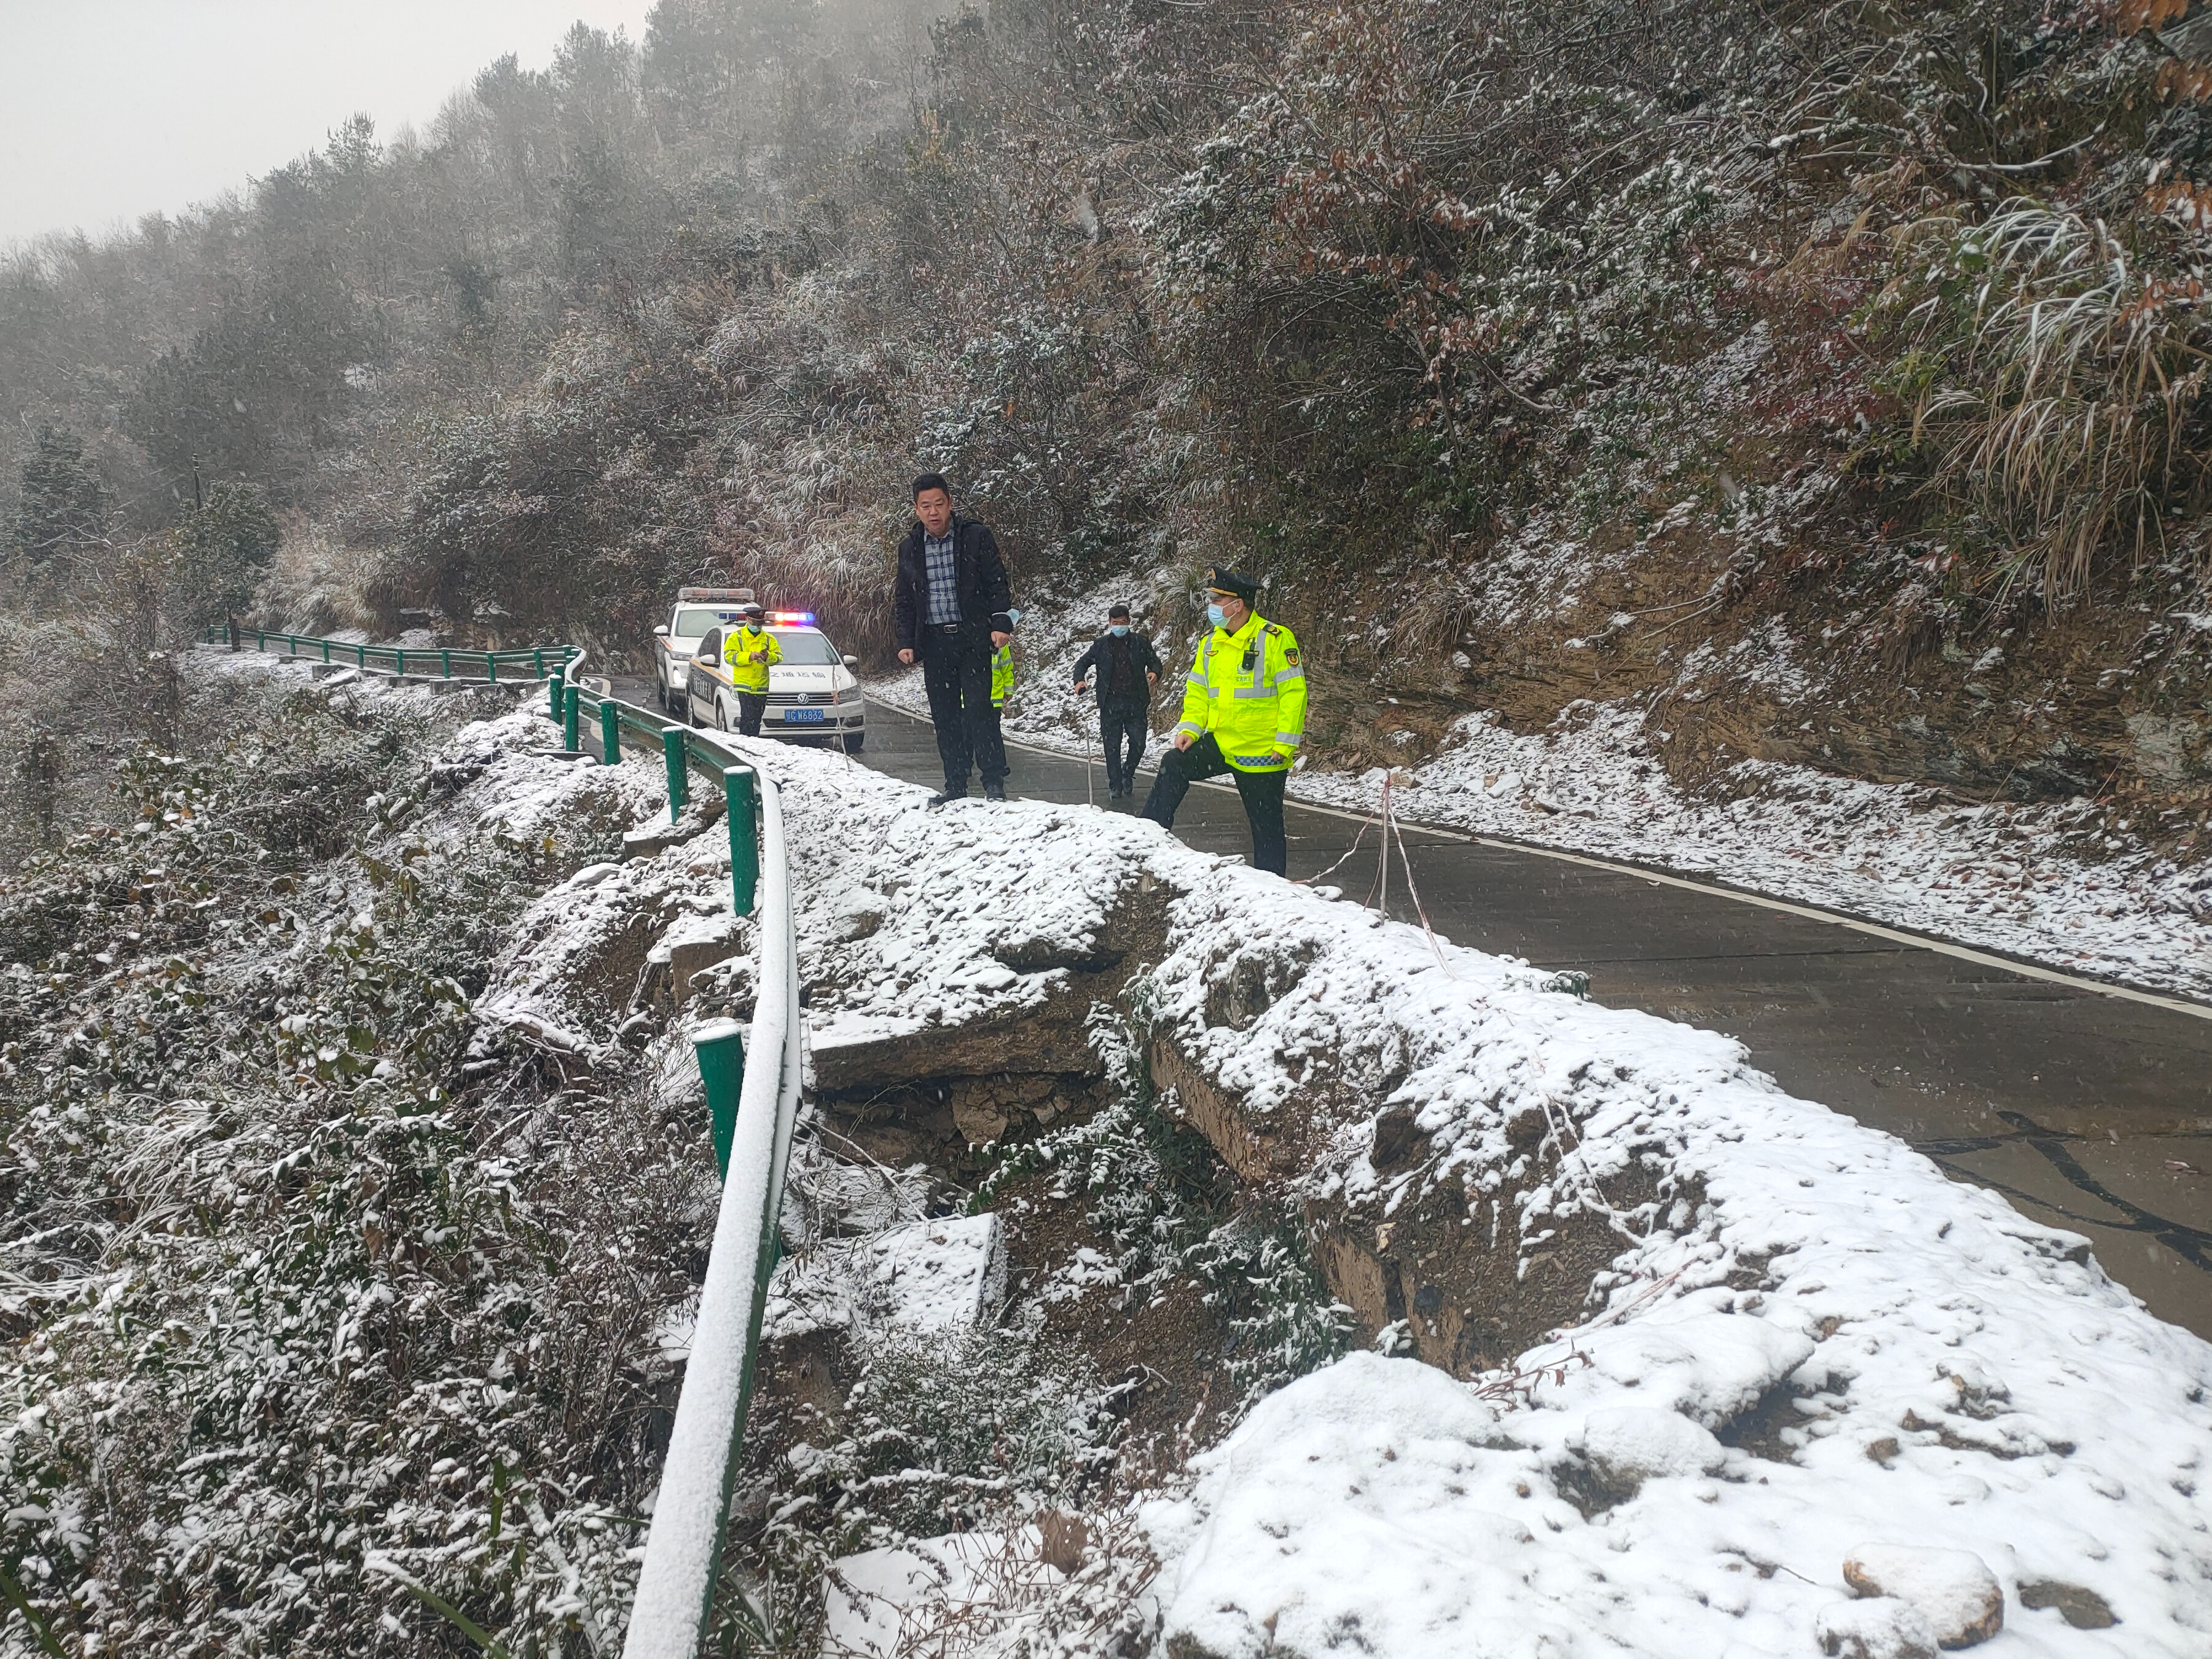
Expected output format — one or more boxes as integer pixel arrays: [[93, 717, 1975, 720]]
[[0, 667, 719, 1657]]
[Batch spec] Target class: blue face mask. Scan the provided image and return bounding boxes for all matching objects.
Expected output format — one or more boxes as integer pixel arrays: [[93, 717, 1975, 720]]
[[1110, 624, 1128, 637], [1205, 603, 1227, 629]]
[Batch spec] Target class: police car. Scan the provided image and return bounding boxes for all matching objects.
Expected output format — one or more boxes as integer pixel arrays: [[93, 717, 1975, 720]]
[[652, 587, 753, 713], [669, 597, 867, 753]]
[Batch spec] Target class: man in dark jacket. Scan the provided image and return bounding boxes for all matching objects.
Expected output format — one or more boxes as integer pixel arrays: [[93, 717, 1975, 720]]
[[892, 474, 1015, 803], [1070, 603, 1163, 799]]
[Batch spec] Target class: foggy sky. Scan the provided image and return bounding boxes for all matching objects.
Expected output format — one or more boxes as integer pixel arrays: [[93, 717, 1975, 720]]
[[0, 1, 657, 248]]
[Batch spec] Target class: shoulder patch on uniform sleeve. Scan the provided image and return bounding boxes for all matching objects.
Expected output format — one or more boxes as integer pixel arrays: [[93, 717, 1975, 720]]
[[1284, 646, 1300, 666]]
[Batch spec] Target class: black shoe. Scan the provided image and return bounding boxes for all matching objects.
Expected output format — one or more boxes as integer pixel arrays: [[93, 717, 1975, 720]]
[[983, 780, 1006, 801], [929, 783, 968, 807]]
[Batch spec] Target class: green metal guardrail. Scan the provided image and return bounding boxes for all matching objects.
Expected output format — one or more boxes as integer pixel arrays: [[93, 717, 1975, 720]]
[[533, 681, 801, 1656], [212, 626, 742, 840], [204, 620, 576, 683]]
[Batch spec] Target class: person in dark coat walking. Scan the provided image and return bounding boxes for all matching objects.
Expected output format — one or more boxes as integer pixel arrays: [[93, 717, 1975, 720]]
[[892, 474, 1015, 803], [1070, 603, 1163, 799]]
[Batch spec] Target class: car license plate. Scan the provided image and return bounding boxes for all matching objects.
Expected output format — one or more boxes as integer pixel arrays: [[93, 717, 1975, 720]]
[[783, 707, 825, 724]]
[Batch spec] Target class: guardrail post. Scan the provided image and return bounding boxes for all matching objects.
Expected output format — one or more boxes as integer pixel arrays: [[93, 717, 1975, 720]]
[[662, 726, 688, 823], [692, 1020, 746, 1179], [533, 648, 546, 678], [441, 648, 452, 678], [549, 665, 565, 723], [563, 683, 582, 752], [320, 638, 330, 664], [396, 648, 406, 677], [599, 699, 621, 766], [487, 654, 499, 686], [724, 767, 758, 916]]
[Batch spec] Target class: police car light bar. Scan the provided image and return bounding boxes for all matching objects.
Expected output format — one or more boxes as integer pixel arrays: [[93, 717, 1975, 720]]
[[677, 586, 755, 603], [769, 610, 815, 624]]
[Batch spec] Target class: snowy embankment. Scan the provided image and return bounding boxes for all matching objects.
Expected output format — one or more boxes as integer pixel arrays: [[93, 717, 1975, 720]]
[[450, 702, 2211, 1656], [871, 637, 2212, 1003]]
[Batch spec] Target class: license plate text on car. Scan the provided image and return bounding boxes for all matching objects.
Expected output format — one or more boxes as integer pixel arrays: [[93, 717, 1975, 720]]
[[783, 707, 825, 724]]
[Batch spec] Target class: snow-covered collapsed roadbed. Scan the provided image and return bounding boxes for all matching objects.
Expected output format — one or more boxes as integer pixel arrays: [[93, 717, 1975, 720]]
[[871, 663, 2212, 1004], [457, 704, 2212, 1656]]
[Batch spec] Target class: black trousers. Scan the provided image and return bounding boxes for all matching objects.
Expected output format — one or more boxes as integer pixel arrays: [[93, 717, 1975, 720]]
[[1142, 733, 1288, 875], [1099, 699, 1148, 793], [735, 690, 767, 736], [919, 623, 1006, 789]]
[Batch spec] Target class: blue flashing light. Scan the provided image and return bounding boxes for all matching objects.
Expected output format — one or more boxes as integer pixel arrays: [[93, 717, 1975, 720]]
[[769, 610, 817, 624]]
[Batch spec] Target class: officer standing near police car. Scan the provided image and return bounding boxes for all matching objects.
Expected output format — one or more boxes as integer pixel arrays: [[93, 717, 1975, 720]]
[[721, 602, 782, 735], [1141, 566, 1305, 876]]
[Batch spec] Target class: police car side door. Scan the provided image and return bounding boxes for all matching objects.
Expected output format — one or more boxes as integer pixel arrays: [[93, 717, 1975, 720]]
[[688, 628, 724, 724]]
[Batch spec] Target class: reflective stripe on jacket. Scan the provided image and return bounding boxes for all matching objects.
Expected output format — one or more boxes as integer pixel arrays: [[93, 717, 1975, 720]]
[[990, 641, 1014, 708], [723, 626, 782, 692], [1175, 610, 1306, 773]]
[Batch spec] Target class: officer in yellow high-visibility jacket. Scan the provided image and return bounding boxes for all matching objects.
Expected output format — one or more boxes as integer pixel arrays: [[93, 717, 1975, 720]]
[[982, 608, 1019, 781], [1141, 566, 1304, 875], [722, 603, 783, 735], [989, 608, 1019, 710]]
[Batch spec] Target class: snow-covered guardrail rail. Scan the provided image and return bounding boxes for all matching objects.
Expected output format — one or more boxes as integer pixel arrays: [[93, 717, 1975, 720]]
[[528, 679, 806, 1649], [621, 759, 801, 1656], [528, 680, 805, 1651]]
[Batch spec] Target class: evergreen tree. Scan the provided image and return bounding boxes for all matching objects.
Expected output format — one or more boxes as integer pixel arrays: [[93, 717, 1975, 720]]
[[8, 423, 114, 567], [170, 480, 281, 629]]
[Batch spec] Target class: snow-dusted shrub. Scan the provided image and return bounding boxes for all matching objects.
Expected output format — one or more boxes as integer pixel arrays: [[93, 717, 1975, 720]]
[[0, 672, 713, 1655], [735, 1313, 1120, 1654], [777, 1316, 1117, 1548]]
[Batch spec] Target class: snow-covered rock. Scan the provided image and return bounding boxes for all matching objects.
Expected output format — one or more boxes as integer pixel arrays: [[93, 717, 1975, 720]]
[[824, 1530, 1044, 1658], [1577, 1405, 1726, 1486], [858, 1214, 1008, 1332], [764, 1215, 1006, 1343], [1844, 1542, 2004, 1649], [1816, 1597, 1942, 1659]]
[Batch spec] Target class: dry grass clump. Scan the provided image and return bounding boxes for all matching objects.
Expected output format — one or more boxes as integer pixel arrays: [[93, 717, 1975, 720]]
[[1902, 199, 2212, 599]]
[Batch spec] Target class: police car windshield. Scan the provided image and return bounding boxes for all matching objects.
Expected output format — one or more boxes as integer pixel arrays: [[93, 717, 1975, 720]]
[[768, 627, 841, 665], [673, 607, 737, 637]]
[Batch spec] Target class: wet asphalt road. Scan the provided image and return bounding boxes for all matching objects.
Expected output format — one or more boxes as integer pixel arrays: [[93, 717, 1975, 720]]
[[617, 678, 2212, 1338]]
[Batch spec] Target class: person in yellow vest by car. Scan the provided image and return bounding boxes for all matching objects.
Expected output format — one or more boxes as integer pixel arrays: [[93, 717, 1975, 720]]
[[984, 607, 1021, 778], [722, 602, 783, 735], [1141, 566, 1304, 876], [989, 607, 1020, 712]]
